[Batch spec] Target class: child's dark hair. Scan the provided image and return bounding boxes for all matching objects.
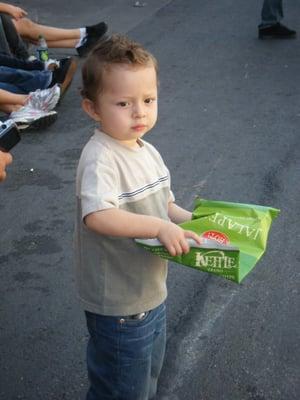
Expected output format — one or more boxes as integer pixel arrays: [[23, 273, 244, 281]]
[[81, 34, 158, 102]]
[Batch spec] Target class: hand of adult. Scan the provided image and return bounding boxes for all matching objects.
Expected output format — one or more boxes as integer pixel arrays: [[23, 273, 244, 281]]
[[0, 150, 13, 182], [8, 5, 27, 20]]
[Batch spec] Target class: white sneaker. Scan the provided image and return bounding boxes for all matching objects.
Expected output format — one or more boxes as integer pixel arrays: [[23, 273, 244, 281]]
[[10, 107, 58, 131], [26, 84, 61, 112], [27, 55, 37, 62]]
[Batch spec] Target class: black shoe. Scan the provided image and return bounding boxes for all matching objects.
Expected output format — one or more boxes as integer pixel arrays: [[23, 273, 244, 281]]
[[50, 57, 77, 95], [86, 21, 108, 37], [76, 34, 107, 57], [258, 23, 296, 39]]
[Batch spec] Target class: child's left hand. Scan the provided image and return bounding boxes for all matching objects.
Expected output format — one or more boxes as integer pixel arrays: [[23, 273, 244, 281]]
[[157, 220, 201, 257]]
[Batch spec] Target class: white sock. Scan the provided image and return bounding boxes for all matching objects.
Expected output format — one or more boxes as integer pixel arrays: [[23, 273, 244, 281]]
[[75, 28, 87, 48], [44, 59, 60, 70]]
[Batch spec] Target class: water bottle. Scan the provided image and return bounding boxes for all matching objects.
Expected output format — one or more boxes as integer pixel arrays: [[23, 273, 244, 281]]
[[36, 35, 49, 62]]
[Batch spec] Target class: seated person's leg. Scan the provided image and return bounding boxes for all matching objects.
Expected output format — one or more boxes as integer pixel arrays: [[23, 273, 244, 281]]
[[12, 17, 108, 56], [0, 66, 51, 94], [0, 13, 29, 59], [0, 88, 27, 113], [0, 103, 23, 113], [0, 16, 11, 55], [0, 52, 44, 71], [13, 17, 80, 43]]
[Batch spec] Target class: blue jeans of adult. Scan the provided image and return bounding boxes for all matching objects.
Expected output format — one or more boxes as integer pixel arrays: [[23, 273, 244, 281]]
[[0, 52, 44, 71], [0, 66, 51, 94], [260, 0, 283, 27], [85, 302, 166, 400]]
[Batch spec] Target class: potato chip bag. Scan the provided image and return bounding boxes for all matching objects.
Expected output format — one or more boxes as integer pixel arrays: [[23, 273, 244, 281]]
[[136, 198, 279, 283]]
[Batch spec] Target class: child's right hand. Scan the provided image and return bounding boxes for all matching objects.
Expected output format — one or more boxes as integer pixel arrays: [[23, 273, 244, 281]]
[[157, 220, 201, 257]]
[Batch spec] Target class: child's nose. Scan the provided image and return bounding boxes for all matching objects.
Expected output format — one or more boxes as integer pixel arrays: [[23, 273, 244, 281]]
[[133, 103, 146, 118]]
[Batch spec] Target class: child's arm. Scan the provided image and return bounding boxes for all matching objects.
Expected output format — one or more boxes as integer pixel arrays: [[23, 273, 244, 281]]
[[85, 208, 201, 257], [168, 202, 192, 224]]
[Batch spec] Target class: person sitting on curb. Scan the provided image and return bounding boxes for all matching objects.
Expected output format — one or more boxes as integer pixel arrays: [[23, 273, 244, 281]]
[[0, 57, 77, 96], [0, 85, 60, 130], [0, 51, 60, 71], [0, 2, 108, 57], [0, 149, 12, 181], [0, 14, 60, 67], [0, 55, 76, 130]]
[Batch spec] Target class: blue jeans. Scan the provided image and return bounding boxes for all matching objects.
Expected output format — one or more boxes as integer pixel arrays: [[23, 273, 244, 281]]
[[85, 302, 166, 400], [0, 65, 51, 94], [0, 52, 44, 71], [260, 0, 283, 27]]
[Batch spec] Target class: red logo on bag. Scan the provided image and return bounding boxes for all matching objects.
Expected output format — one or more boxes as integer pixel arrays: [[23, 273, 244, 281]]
[[202, 230, 230, 245]]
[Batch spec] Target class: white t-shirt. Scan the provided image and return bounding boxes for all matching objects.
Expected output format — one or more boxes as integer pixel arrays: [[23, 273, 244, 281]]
[[74, 129, 174, 316]]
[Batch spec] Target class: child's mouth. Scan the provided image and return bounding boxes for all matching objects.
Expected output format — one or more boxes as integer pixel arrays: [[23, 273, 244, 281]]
[[132, 125, 146, 132]]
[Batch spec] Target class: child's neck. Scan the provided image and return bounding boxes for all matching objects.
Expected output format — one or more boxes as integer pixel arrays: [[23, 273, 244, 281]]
[[122, 139, 142, 148]]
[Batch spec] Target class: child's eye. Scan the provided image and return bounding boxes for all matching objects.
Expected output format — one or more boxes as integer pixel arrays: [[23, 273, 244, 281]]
[[144, 98, 156, 104], [117, 101, 129, 107]]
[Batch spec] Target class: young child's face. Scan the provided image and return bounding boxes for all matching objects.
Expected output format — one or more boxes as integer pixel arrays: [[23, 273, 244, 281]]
[[88, 63, 158, 147]]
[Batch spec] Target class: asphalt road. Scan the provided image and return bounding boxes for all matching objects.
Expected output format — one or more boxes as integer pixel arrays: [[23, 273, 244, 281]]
[[0, 1, 299, 399]]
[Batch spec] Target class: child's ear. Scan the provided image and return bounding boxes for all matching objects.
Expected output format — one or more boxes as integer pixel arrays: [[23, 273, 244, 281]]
[[82, 98, 102, 122]]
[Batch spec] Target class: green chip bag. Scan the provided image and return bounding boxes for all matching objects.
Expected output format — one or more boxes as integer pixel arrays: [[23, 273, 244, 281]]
[[136, 198, 280, 283]]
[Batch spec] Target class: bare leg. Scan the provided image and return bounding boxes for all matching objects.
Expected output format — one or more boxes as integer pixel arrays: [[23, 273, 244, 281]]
[[28, 38, 79, 48], [0, 89, 27, 106], [0, 103, 23, 113], [41, 39, 79, 48], [12, 18, 80, 44]]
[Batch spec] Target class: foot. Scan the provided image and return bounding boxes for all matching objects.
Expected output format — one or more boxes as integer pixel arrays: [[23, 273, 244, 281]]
[[76, 34, 106, 57], [258, 23, 296, 39], [86, 21, 108, 37], [44, 58, 60, 71], [50, 57, 77, 95], [26, 84, 61, 112]]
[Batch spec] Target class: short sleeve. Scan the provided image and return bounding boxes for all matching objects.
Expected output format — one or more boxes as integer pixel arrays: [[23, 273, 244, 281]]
[[169, 189, 175, 203], [166, 166, 175, 203], [146, 142, 175, 204], [79, 152, 119, 219], [152, 146, 175, 203]]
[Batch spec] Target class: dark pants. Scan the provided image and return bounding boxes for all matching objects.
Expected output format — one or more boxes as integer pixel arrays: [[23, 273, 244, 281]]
[[0, 52, 43, 71], [260, 0, 284, 27], [0, 66, 51, 94], [0, 13, 29, 59], [85, 302, 166, 400]]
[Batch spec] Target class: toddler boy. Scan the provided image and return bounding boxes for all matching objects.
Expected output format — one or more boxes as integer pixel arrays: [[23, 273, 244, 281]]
[[75, 34, 201, 400]]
